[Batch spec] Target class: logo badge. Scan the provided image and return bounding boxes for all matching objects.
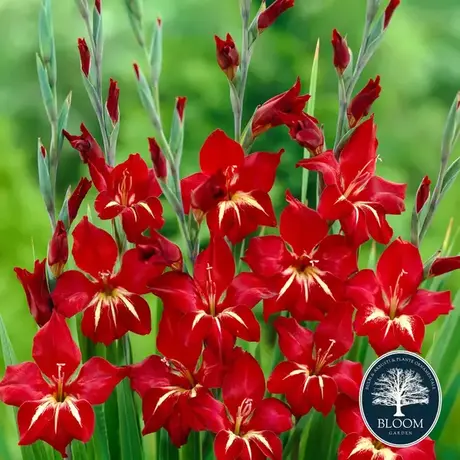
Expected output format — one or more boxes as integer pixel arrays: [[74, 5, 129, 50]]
[[359, 350, 442, 447]]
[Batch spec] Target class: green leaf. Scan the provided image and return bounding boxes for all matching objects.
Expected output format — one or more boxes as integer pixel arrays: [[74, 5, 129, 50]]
[[149, 19, 163, 87], [36, 53, 57, 124], [57, 92, 72, 154], [58, 186, 71, 230], [37, 139, 55, 225], [71, 440, 88, 460], [440, 156, 460, 202], [0, 314, 17, 366], [88, 405, 111, 460]]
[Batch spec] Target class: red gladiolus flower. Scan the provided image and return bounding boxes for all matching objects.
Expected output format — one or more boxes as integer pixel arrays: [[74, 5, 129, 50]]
[[181, 130, 282, 243], [335, 394, 436, 460], [106, 78, 119, 124], [129, 318, 234, 447], [63, 123, 106, 166], [148, 137, 167, 181], [15, 260, 53, 327], [214, 34, 240, 81], [416, 175, 431, 213], [0, 313, 125, 457], [384, 0, 401, 29], [258, 0, 295, 32], [286, 113, 324, 155], [252, 78, 309, 137], [331, 29, 351, 74], [68, 178, 92, 225], [347, 77, 381, 128], [244, 192, 357, 321], [268, 307, 362, 417], [151, 237, 273, 350], [51, 217, 154, 345], [191, 350, 293, 460], [77, 38, 90, 77], [347, 238, 453, 356], [47, 221, 68, 278], [90, 153, 164, 241], [429, 255, 460, 277], [297, 118, 406, 246]]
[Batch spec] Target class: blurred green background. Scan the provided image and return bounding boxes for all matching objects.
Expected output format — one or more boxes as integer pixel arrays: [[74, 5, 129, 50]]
[[0, 0, 459, 458]]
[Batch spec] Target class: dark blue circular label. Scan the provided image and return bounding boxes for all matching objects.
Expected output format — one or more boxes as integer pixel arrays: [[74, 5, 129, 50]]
[[359, 350, 442, 447]]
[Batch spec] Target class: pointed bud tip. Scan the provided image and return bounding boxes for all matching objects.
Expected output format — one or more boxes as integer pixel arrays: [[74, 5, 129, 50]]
[[95, 0, 101, 14], [77, 38, 90, 77], [133, 62, 140, 80], [176, 97, 187, 122]]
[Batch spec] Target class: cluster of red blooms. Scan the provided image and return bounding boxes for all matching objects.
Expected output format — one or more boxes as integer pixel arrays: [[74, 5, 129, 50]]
[[0, 0, 455, 459]]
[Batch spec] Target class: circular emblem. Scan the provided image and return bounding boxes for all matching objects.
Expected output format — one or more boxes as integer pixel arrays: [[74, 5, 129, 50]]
[[359, 350, 442, 447]]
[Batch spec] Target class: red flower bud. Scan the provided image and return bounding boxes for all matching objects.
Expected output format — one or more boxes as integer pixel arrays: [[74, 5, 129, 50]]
[[14, 259, 53, 327], [63, 123, 105, 164], [106, 78, 120, 124], [331, 29, 350, 74], [384, 0, 401, 29], [415, 175, 431, 213], [429, 255, 460, 277], [40, 145, 47, 158], [347, 76, 381, 128], [176, 96, 187, 122], [148, 137, 167, 180], [68, 177, 92, 225], [133, 62, 140, 80], [77, 38, 90, 77], [95, 0, 101, 14], [287, 114, 324, 155], [47, 221, 68, 278], [214, 34, 240, 81], [258, 0, 295, 32]]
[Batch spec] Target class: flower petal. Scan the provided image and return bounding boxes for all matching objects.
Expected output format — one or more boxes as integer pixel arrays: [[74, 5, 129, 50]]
[[314, 235, 358, 279], [187, 392, 230, 433], [200, 129, 244, 174], [397, 438, 435, 460], [326, 360, 363, 400], [224, 272, 275, 309], [280, 191, 328, 255], [32, 312, 81, 382], [72, 217, 118, 278], [219, 305, 260, 342], [141, 387, 180, 436], [214, 430, 244, 460], [296, 150, 340, 186], [429, 255, 460, 277], [222, 350, 265, 419], [247, 430, 283, 460], [334, 394, 365, 435], [51, 270, 98, 318], [394, 314, 425, 353], [0, 363, 49, 406], [247, 398, 293, 434], [367, 176, 406, 214], [181, 172, 208, 214], [403, 290, 453, 324], [129, 355, 173, 398], [317, 185, 355, 221], [67, 357, 126, 405], [307, 375, 338, 415], [273, 316, 314, 363]]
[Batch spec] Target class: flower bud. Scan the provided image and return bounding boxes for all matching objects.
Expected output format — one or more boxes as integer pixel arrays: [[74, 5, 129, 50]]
[[106, 78, 120, 124], [287, 114, 324, 155], [415, 175, 431, 214], [258, 0, 295, 32], [331, 29, 350, 75], [77, 38, 90, 77], [133, 62, 140, 80], [148, 137, 167, 181], [176, 96, 187, 122], [347, 76, 381, 128], [429, 255, 460, 277], [14, 259, 53, 327], [48, 221, 68, 278], [95, 0, 101, 14], [68, 177, 92, 225], [384, 0, 401, 29], [214, 34, 240, 81], [63, 123, 105, 164]]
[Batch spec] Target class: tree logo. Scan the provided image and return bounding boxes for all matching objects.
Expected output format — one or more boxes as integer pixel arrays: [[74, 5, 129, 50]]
[[359, 350, 442, 447]]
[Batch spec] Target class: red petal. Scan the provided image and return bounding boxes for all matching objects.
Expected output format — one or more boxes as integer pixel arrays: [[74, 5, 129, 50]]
[[335, 394, 365, 435], [194, 237, 234, 301], [181, 172, 208, 214], [214, 430, 244, 460], [59, 399, 95, 443], [187, 392, 230, 433], [94, 190, 124, 220], [397, 438, 435, 460], [296, 150, 339, 185], [222, 350, 265, 418], [247, 430, 283, 460], [200, 130, 244, 174], [317, 185, 355, 221], [72, 217, 118, 278], [224, 272, 275, 309], [141, 387, 180, 435], [314, 234, 358, 278], [237, 150, 283, 193], [339, 118, 377, 187], [340, 207, 371, 246], [273, 316, 314, 363], [219, 305, 260, 342], [367, 176, 406, 214], [362, 205, 394, 245], [326, 360, 363, 400], [281, 191, 328, 255], [116, 292, 152, 336], [394, 314, 425, 353], [247, 398, 293, 433], [51, 270, 97, 317], [307, 375, 338, 415], [314, 304, 354, 362], [346, 269, 383, 311], [376, 238, 423, 303], [163, 394, 193, 447], [0, 363, 48, 406], [68, 357, 126, 404], [268, 361, 309, 400], [32, 312, 81, 382], [243, 236, 291, 277], [338, 433, 380, 460], [403, 290, 453, 324], [429, 255, 460, 277]]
